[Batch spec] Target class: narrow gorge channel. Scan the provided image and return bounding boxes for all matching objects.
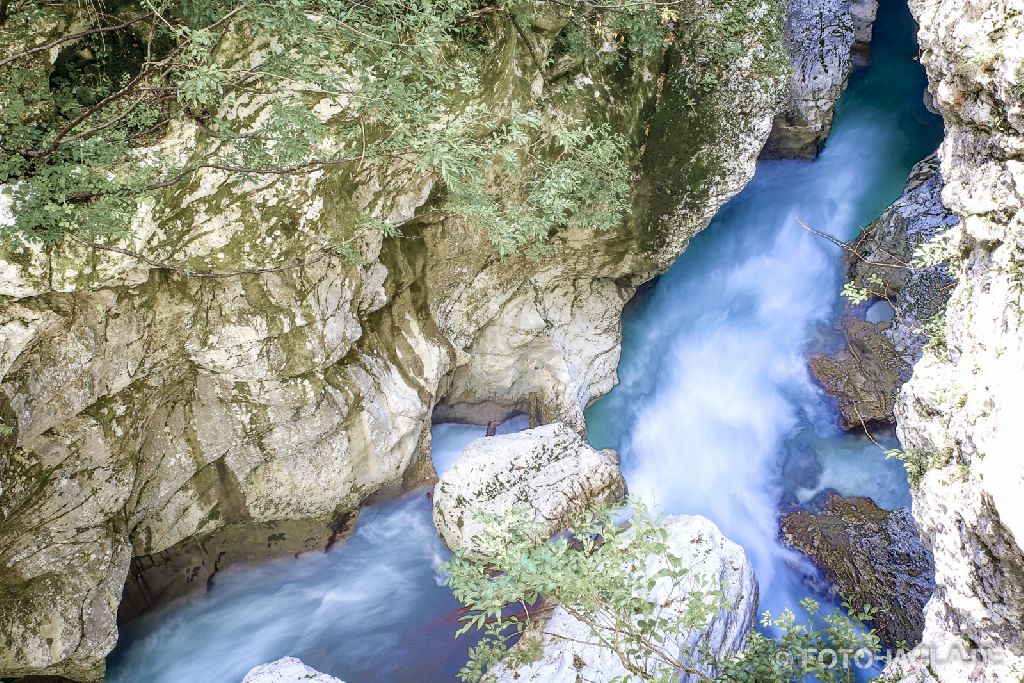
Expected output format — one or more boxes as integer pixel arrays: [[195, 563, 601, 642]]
[[105, 1, 940, 680], [586, 0, 942, 651]]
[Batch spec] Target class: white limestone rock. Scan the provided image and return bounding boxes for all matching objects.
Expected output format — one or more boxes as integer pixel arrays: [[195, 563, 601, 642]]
[[488, 515, 758, 682], [432, 423, 626, 555], [880, 0, 1024, 680], [243, 657, 345, 683]]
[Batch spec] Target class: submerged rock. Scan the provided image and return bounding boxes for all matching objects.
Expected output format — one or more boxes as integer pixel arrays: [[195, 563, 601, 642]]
[[762, 0, 879, 158], [243, 657, 345, 683], [431, 423, 625, 555], [811, 154, 956, 429], [488, 515, 758, 682], [810, 317, 908, 429], [781, 434, 824, 490], [781, 493, 933, 648]]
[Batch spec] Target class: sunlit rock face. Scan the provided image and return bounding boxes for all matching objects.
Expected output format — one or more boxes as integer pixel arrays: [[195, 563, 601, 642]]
[[0, 3, 788, 679], [488, 515, 757, 683], [762, 0, 878, 158], [431, 423, 625, 555], [881, 0, 1024, 680]]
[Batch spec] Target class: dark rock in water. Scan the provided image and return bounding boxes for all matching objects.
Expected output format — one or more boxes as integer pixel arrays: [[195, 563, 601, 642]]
[[803, 487, 843, 513], [778, 491, 802, 515], [810, 317, 907, 429], [781, 493, 934, 648], [781, 438, 824, 490]]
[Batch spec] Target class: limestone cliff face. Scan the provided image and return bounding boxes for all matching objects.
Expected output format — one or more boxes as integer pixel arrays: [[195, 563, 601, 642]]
[[761, 0, 878, 158], [0, 4, 787, 680], [883, 0, 1024, 680]]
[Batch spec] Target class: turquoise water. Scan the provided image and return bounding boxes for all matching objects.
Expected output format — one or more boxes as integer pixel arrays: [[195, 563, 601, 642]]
[[585, 0, 942, 665], [106, 1, 941, 680]]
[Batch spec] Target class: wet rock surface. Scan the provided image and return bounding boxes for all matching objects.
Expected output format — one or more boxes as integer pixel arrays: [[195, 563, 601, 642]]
[[781, 493, 934, 648], [811, 154, 956, 429]]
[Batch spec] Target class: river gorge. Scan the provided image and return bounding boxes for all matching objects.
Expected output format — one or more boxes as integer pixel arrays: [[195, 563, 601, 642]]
[[2, 0, 1022, 681], [110, 0, 937, 679]]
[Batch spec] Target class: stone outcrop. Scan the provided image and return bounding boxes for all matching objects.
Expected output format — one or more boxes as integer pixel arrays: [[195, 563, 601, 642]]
[[0, 3, 789, 679], [242, 657, 345, 683], [762, 0, 879, 158], [781, 493, 934, 648], [811, 155, 957, 428], [487, 515, 758, 682], [880, 0, 1024, 680], [431, 423, 625, 555]]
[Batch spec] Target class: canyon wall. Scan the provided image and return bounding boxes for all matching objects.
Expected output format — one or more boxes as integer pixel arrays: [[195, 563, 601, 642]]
[[0, 3, 788, 679], [884, 0, 1024, 680], [762, 0, 878, 157]]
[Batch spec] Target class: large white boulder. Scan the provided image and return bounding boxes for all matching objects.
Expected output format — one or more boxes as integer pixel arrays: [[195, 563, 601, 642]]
[[431, 423, 625, 555], [488, 515, 758, 682], [242, 657, 345, 683]]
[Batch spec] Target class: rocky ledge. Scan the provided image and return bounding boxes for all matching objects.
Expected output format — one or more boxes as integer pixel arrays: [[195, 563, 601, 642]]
[[811, 154, 956, 429], [487, 515, 758, 682], [242, 657, 344, 683]]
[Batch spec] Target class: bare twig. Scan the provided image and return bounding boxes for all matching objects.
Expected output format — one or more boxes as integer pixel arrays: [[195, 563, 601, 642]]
[[0, 11, 156, 68], [795, 217, 914, 270]]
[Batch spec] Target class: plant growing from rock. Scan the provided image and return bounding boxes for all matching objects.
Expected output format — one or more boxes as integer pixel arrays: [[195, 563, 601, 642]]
[[443, 500, 882, 682], [0, 0, 780, 267]]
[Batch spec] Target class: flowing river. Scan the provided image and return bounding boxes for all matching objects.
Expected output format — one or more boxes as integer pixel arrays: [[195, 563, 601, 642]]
[[106, 1, 942, 680]]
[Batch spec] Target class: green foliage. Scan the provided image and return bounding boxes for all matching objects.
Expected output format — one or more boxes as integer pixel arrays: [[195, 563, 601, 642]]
[[675, 0, 789, 102], [910, 230, 958, 269], [920, 312, 947, 357], [443, 500, 883, 682], [885, 447, 949, 487], [0, 0, 683, 258], [716, 599, 881, 683], [443, 501, 726, 682], [840, 272, 887, 306]]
